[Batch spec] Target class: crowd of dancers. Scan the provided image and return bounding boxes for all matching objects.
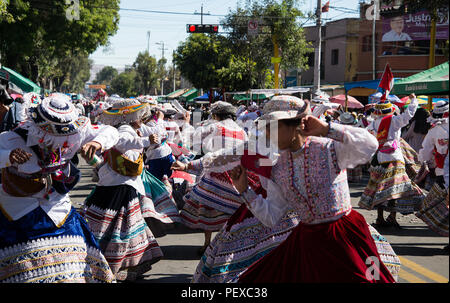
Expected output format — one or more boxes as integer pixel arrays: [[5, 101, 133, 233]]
[[0, 84, 448, 283]]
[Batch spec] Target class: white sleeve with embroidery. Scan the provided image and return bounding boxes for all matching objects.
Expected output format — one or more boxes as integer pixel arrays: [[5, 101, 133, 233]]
[[241, 176, 290, 228], [327, 122, 379, 170]]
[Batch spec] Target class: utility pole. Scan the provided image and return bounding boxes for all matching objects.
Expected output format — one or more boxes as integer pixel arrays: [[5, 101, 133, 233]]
[[173, 51, 176, 91], [313, 0, 322, 95], [372, 0, 378, 80], [194, 4, 211, 25], [147, 31, 151, 54], [428, 9, 437, 110], [156, 41, 168, 95]]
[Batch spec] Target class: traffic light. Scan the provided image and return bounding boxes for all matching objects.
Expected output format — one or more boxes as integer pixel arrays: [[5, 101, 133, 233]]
[[186, 24, 219, 34]]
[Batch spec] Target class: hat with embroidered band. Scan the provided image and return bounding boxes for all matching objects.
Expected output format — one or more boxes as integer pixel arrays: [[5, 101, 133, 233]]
[[373, 102, 396, 117], [28, 94, 89, 136], [257, 95, 310, 123], [99, 98, 149, 126]]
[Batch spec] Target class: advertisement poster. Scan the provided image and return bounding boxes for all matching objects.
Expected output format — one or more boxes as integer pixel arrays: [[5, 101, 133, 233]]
[[382, 8, 449, 42]]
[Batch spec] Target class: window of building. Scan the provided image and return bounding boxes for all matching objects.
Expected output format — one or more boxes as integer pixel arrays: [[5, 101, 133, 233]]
[[331, 49, 339, 65]]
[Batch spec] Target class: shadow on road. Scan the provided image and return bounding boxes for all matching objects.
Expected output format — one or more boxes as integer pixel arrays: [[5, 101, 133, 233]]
[[134, 273, 193, 283], [392, 244, 449, 256], [160, 245, 203, 261], [372, 225, 445, 238]]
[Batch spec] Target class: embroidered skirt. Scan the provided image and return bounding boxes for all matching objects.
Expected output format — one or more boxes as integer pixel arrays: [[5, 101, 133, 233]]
[[359, 160, 424, 215], [140, 169, 180, 224], [416, 183, 449, 237], [237, 210, 396, 283], [367, 224, 401, 281], [179, 171, 244, 231], [0, 207, 115, 283], [84, 185, 163, 279], [192, 204, 301, 283], [400, 138, 422, 181]]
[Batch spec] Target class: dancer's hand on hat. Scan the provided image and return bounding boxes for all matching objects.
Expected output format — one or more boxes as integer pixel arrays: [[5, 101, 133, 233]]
[[156, 110, 164, 120], [299, 115, 330, 137], [9, 148, 32, 165], [184, 111, 191, 123], [81, 141, 102, 161], [171, 160, 188, 171], [149, 134, 159, 144], [228, 165, 248, 194]]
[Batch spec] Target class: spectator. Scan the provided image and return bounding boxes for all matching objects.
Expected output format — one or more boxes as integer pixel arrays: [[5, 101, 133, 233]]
[[402, 107, 431, 153]]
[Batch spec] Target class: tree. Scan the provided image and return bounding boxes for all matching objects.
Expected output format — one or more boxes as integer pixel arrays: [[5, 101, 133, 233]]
[[156, 58, 168, 95], [94, 66, 118, 85], [133, 51, 158, 95], [0, 0, 120, 88], [221, 0, 313, 88], [217, 55, 258, 91], [61, 52, 92, 92], [173, 34, 231, 91], [110, 69, 139, 97]]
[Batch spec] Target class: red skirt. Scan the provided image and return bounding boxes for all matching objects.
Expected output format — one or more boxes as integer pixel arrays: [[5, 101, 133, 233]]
[[238, 210, 395, 283]]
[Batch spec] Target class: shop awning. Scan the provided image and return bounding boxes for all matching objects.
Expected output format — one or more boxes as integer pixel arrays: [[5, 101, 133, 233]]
[[166, 88, 188, 99], [233, 93, 272, 102], [391, 62, 449, 95], [0, 66, 41, 94], [344, 79, 402, 96], [180, 88, 198, 103]]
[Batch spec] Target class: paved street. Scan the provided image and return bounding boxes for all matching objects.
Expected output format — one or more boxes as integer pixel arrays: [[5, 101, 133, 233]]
[[71, 159, 449, 283]]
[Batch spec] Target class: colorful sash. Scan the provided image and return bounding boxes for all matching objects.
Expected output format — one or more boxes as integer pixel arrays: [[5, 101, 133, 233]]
[[105, 148, 144, 177], [376, 115, 398, 154]]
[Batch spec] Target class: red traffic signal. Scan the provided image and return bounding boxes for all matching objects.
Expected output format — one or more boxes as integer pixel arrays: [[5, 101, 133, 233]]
[[186, 24, 219, 33]]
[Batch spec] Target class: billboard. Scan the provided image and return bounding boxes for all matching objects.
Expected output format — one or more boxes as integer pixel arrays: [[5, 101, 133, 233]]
[[382, 8, 449, 42]]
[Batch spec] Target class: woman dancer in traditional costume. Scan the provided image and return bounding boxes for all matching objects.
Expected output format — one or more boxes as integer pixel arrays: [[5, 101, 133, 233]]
[[416, 101, 449, 246], [173, 101, 249, 255], [83, 99, 163, 281], [226, 95, 396, 282], [0, 94, 118, 282], [359, 95, 425, 228]]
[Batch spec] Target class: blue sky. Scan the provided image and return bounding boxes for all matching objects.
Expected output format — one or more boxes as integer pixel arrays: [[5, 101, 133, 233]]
[[89, 0, 363, 69]]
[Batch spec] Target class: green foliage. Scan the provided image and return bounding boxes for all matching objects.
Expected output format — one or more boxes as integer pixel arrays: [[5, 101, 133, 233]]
[[110, 69, 139, 98], [94, 66, 118, 86], [0, 0, 120, 91], [133, 52, 158, 95], [405, 0, 448, 19], [173, 34, 231, 90], [217, 55, 257, 91], [222, 0, 313, 88]]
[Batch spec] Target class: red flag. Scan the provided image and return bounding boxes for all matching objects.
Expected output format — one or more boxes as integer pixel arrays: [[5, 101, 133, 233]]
[[322, 1, 330, 12], [378, 63, 395, 102]]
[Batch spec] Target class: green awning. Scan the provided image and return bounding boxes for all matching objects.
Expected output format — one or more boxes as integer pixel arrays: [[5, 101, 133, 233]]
[[233, 93, 271, 101], [181, 88, 198, 102], [166, 88, 188, 99], [0, 66, 41, 94], [392, 62, 449, 95]]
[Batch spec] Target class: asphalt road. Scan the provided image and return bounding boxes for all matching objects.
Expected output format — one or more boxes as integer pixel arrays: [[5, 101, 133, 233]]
[[70, 159, 449, 284]]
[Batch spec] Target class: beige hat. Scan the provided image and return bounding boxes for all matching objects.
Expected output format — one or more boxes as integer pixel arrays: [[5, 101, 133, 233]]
[[258, 95, 309, 122]]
